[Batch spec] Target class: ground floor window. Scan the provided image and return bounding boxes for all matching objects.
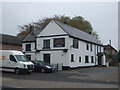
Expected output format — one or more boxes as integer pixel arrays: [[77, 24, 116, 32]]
[[79, 57, 81, 63], [91, 56, 94, 63], [43, 54, 50, 64], [85, 56, 89, 63], [71, 54, 74, 62]]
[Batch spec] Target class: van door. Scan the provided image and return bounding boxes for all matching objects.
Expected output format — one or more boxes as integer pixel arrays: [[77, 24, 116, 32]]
[[8, 55, 17, 69]]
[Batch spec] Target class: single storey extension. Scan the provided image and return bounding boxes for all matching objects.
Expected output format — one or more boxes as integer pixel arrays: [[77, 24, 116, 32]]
[[0, 34, 22, 51]]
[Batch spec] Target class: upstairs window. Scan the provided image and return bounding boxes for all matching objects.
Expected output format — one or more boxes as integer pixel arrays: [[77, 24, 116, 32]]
[[97, 46, 99, 53], [90, 43, 92, 51], [100, 47, 102, 52], [43, 39, 50, 49], [53, 38, 65, 47], [85, 56, 89, 63], [86, 43, 89, 50], [73, 39, 79, 49], [26, 44, 31, 51]]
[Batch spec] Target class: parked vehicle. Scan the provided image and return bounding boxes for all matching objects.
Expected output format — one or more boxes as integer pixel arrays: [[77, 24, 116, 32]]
[[31, 60, 56, 73], [0, 50, 34, 74]]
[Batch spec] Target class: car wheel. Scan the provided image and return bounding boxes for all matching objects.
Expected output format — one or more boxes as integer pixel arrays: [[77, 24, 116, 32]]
[[14, 68, 20, 74], [41, 68, 45, 73]]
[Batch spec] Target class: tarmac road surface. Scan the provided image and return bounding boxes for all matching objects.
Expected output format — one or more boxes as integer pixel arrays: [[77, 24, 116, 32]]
[[1, 67, 119, 88]]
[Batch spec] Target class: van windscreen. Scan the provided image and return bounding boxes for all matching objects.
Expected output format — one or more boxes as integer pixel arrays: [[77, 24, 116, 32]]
[[15, 55, 29, 62]]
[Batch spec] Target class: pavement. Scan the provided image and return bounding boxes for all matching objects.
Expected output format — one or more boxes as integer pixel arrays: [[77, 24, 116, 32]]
[[1, 66, 119, 88]]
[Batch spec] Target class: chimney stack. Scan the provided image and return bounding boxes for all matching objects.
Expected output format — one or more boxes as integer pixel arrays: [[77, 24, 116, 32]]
[[63, 19, 67, 24], [109, 40, 111, 46]]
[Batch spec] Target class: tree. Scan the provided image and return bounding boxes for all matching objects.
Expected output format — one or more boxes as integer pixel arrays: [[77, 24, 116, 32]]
[[17, 15, 98, 40], [118, 50, 120, 63]]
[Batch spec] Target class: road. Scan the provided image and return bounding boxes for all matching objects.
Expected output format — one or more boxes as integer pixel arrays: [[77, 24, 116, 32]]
[[1, 67, 118, 89]]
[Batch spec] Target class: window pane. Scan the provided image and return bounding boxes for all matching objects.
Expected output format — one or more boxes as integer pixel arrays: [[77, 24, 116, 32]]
[[10, 55, 16, 62], [43, 39, 50, 49], [86, 43, 89, 50], [26, 44, 31, 51], [91, 56, 94, 63], [73, 39, 79, 49], [71, 54, 74, 62], [15, 55, 29, 62], [85, 56, 89, 63], [90, 44, 92, 51], [79, 57, 81, 63]]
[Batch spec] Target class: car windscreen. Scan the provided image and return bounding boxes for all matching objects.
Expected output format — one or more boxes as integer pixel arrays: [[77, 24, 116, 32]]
[[15, 55, 29, 62], [39, 61, 49, 65], [32, 61, 49, 65]]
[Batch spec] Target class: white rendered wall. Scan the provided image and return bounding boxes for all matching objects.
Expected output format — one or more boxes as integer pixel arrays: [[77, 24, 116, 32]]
[[38, 20, 67, 37], [68, 37, 96, 67], [37, 36, 69, 50], [22, 42, 36, 52], [36, 20, 106, 67], [22, 42, 36, 60]]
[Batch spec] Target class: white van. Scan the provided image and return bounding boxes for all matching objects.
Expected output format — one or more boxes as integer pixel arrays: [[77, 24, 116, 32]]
[[0, 50, 34, 74]]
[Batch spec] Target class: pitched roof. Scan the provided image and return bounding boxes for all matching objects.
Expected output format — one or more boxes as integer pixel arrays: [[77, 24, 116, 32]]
[[22, 29, 42, 42], [104, 44, 118, 52], [0, 34, 22, 45], [54, 20, 102, 45]]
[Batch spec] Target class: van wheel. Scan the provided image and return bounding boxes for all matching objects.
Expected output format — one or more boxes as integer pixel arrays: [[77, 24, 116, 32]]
[[14, 68, 20, 74], [41, 68, 45, 73]]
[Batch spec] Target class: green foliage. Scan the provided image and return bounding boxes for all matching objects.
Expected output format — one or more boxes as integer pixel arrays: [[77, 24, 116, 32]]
[[106, 54, 114, 59], [117, 50, 120, 62], [17, 15, 98, 40]]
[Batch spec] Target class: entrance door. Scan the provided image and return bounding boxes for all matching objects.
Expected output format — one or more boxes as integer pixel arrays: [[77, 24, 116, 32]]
[[43, 54, 50, 64], [98, 56, 102, 65]]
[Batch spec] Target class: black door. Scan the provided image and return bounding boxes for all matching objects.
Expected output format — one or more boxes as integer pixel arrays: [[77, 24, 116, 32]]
[[98, 56, 102, 65], [43, 54, 50, 64]]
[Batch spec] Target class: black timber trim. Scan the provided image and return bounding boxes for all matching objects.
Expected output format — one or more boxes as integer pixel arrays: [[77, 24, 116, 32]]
[[37, 34, 68, 38], [54, 20, 69, 34], [69, 35, 103, 46], [37, 49, 68, 51], [23, 51, 36, 53], [22, 41, 36, 43]]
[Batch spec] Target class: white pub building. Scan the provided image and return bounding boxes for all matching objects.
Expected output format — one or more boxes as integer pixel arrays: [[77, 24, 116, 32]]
[[22, 20, 106, 69]]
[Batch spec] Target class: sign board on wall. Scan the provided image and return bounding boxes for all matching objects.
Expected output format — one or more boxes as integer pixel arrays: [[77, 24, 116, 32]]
[[54, 38, 65, 47]]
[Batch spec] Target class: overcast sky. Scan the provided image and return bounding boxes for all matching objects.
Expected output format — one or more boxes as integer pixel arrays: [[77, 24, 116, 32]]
[[1, 2, 118, 50]]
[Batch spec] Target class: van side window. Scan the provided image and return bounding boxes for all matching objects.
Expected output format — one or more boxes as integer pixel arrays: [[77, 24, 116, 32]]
[[10, 55, 17, 62]]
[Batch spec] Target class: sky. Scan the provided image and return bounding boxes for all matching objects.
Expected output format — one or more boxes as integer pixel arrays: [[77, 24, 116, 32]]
[[1, 1, 119, 50]]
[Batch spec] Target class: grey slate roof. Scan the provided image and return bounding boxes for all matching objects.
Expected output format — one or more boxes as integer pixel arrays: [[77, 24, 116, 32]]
[[0, 34, 22, 45], [23, 29, 42, 42], [54, 20, 102, 45]]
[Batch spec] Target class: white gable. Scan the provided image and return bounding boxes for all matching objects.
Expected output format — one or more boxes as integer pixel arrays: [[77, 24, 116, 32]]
[[38, 20, 67, 37]]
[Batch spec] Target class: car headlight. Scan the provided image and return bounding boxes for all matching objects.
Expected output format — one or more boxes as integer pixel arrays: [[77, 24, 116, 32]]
[[46, 66, 51, 69]]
